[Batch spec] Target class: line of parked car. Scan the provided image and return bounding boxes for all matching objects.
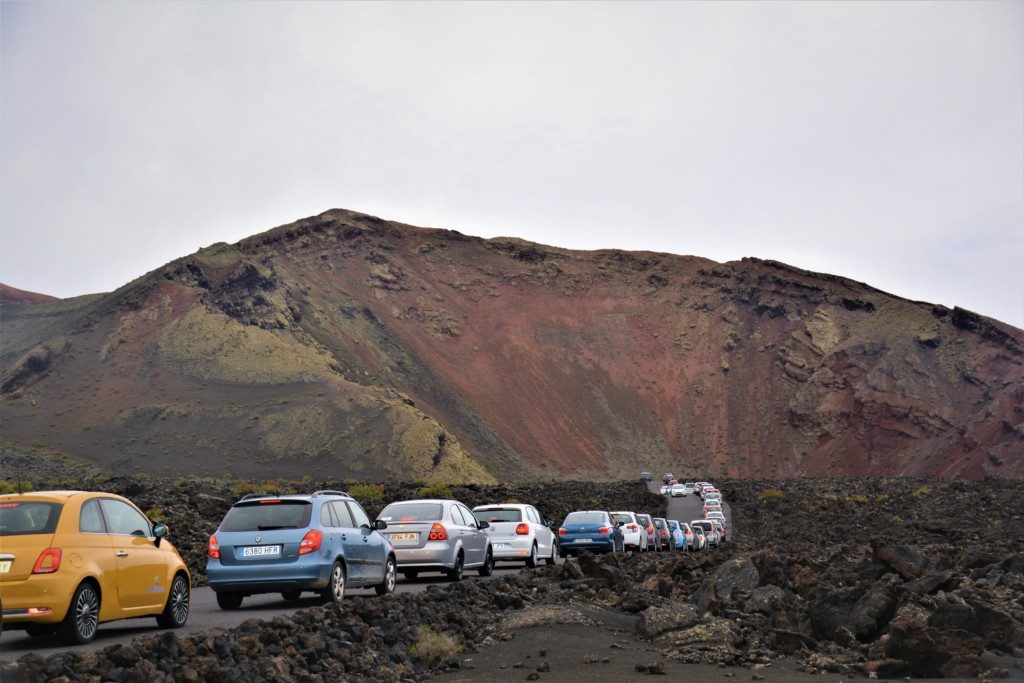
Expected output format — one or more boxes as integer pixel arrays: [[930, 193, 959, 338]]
[[0, 480, 729, 644]]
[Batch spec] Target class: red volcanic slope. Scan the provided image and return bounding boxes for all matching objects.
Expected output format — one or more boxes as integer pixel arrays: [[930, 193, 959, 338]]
[[0, 283, 57, 305], [0, 209, 1021, 482]]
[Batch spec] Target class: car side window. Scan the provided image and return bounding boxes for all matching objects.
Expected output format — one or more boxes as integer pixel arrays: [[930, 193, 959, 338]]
[[320, 504, 335, 528], [331, 501, 354, 528], [450, 505, 467, 526], [99, 499, 150, 536], [459, 505, 477, 527], [526, 507, 539, 524], [346, 501, 371, 529], [80, 499, 106, 533]]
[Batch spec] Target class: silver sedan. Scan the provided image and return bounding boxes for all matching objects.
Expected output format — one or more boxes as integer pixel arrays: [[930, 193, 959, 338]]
[[377, 499, 494, 581]]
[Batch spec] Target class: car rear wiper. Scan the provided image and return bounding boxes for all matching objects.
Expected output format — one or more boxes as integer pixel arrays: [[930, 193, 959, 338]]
[[257, 525, 296, 530]]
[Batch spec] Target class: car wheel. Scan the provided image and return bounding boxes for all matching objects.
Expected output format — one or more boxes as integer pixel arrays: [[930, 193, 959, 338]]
[[526, 543, 539, 569], [281, 590, 302, 601], [58, 582, 100, 644], [478, 548, 494, 577], [322, 561, 346, 606], [156, 574, 190, 628], [545, 544, 557, 565], [447, 552, 464, 581], [216, 591, 243, 610], [402, 571, 419, 580], [376, 557, 397, 596], [25, 624, 56, 638]]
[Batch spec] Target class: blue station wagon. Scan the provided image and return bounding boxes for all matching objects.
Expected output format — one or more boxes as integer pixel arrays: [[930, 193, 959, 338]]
[[557, 510, 614, 556], [206, 491, 396, 609]]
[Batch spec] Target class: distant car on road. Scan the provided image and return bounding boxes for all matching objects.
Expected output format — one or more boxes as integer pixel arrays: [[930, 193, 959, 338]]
[[682, 482, 696, 495], [472, 504, 556, 567], [690, 525, 708, 551], [660, 484, 672, 495], [652, 518, 672, 551], [378, 498, 493, 582], [670, 484, 687, 497], [662, 473, 675, 485], [705, 511, 727, 536], [636, 513, 658, 552], [703, 502, 722, 516], [666, 520, 687, 550], [610, 511, 647, 552], [1, 491, 191, 644], [558, 511, 615, 556], [208, 491, 396, 610], [691, 519, 722, 549], [639, 472, 653, 483]]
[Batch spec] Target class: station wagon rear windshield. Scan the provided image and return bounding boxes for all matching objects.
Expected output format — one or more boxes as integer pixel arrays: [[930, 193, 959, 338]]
[[379, 502, 443, 522], [610, 513, 634, 525], [564, 512, 606, 524], [220, 500, 312, 532], [0, 501, 62, 536], [473, 508, 521, 523]]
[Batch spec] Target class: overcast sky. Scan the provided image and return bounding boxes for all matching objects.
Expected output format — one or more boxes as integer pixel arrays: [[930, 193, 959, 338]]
[[2, 2, 1022, 326]]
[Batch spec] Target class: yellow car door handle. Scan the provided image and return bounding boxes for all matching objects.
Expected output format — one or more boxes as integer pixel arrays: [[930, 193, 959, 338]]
[[115, 551, 128, 557]]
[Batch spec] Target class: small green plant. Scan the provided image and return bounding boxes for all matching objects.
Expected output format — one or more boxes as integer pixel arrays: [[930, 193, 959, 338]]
[[0, 480, 33, 494], [417, 484, 453, 499], [349, 483, 385, 504], [758, 488, 784, 501], [846, 494, 870, 504], [408, 626, 462, 663], [146, 508, 166, 523], [911, 485, 931, 498]]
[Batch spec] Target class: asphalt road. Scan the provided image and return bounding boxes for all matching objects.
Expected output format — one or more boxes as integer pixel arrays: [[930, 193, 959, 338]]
[[650, 481, 733, 541], [0, 561, 549, 657]]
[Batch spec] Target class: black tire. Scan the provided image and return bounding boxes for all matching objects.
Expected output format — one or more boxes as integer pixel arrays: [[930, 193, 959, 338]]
[[281, 590, 302, 601], [402, 571, 419, 580], [156, 574, 190, 628], [322, 561, 346, 606], [375, 557, 397, 596], [216, 591, 243, 610], [545, 544, 557, 566], [447, 552, 464, 581], [25, 624, 56, 638], [58, 582, 100, 644], [526, 543, 539, 569], [478, 548, 494, 577], [558, 550, 567, 559]]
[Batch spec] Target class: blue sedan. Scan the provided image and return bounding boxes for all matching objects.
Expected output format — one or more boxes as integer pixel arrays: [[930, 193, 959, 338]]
[[558, 510, 615, 556]]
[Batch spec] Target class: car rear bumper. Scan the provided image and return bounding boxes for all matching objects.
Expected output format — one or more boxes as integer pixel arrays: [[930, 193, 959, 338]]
[[489, 536, 534, 560], [0, 575, 72, 624], [559, 538, 614, 553], [207, 557, 329, 594], [393, 544, 456, 570]]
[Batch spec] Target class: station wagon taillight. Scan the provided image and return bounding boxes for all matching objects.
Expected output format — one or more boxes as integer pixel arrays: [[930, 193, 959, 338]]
[[427, 523, 448, 541], [208, 535, 220, 559], [597, 526, 611, 535], [627, 524, 638, 531], [299, 529, 323, 555], [515, 523, 530, 535], [32, 548, 62, 574], [558, 527, 567, 536]]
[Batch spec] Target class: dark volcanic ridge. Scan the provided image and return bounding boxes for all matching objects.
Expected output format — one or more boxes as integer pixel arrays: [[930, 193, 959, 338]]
[[1, 209, 1022, 481]]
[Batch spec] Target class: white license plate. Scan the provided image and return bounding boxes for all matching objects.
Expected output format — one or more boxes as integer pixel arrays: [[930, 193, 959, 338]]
[[576, 538, 592, 543], [241, 545, 281, 558], [0, 561, 10, 573], [390, 533, 417, 542]]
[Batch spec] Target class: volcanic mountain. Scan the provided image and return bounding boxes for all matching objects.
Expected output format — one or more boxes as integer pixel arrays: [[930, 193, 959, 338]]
[[0, 283, 57, 306], [1, 209, 1021, 482]]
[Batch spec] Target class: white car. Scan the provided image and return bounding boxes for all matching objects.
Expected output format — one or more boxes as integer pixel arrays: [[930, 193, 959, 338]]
[[705, 510, 727, 535], [660, 484, 672, 495], [610, 511, 648, 552], [682, 482, 696, 495], [472, 504, 557, 567], [670, 484, 687, 497]]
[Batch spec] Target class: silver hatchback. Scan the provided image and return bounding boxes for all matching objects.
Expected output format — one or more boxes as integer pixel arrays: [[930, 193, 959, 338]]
[[377, 499, 493, 581]]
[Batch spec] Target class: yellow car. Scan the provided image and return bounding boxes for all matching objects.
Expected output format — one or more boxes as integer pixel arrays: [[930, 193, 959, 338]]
[[0, 491, 190, 643]]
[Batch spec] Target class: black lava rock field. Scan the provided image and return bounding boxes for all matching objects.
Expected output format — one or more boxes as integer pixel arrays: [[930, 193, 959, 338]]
[[2, 454, 1023, 680]]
